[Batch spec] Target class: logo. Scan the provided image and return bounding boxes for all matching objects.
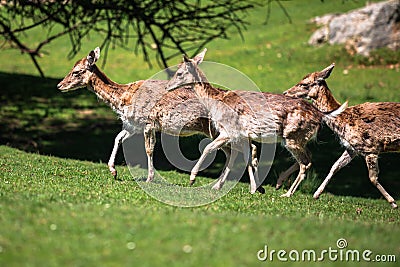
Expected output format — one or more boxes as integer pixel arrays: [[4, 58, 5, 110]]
[[257, 238, 397, 262]]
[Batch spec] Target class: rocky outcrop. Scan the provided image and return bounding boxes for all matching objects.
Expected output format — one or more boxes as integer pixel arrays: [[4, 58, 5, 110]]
[[308, 0, 400, 56]]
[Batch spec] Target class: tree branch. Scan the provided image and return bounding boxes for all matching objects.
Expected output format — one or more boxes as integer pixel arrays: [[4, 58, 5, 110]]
[[0, 0, 259, 76]]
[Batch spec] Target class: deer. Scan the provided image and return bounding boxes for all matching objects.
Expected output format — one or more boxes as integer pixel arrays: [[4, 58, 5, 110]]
[[165, 49, 348, 197], [57, 47, 265, 193], [283, 63, 399, 208]]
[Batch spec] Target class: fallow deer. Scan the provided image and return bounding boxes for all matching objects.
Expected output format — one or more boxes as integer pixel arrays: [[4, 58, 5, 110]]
[[165, 49, 347, 197], [57, 47, 264, 193], [284, 63, 399, 208]]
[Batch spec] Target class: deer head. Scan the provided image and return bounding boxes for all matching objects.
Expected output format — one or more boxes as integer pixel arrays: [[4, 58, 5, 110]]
[[283, 63, 335, 100], [165, 48, 207, 91], [57, 47, 101, 92]]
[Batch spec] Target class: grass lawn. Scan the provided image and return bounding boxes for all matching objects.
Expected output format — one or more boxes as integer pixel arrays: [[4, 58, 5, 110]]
[[0, 0, 399, 266], [1, 145, 399, 266]]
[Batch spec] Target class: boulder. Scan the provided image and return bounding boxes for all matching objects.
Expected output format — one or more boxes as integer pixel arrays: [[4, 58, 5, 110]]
[[308, 0, 400, 56]]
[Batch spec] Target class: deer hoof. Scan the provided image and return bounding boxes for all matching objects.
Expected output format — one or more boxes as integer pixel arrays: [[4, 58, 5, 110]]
[[212, 183, 222, 190], [390, 202, 398, 209], [257, 186, 265, 194], [108, 164, 117, 178]]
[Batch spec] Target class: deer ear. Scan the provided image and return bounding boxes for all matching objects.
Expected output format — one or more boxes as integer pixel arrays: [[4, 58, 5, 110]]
[[318, 63, 335, 79], [93, 47, 101, 61], [192, 48, 207, 65], [86, 47, 101, 68]]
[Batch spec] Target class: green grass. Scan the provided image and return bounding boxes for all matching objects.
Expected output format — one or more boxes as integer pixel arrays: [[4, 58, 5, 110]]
[[1, 146, 399, 267], [1, 0, 399, 266]]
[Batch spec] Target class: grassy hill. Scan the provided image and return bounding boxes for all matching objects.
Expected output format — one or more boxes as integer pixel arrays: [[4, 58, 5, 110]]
[[1, 145, 399, 266], [0, 1, 399, 266]]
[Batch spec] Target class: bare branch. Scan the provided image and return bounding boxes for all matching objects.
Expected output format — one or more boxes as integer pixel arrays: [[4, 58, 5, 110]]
[[264, 0, 292, 25], [0, 0, 259, 76]]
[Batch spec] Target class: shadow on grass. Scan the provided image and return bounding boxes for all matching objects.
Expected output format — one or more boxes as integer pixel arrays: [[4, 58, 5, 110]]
[[1, 72, 399, 200], [0, 71, 224, 170], [0, 72, 121, 161]]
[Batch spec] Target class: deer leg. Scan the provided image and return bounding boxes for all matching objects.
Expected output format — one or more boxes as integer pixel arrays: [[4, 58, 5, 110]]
[[245, 142, 264, 194], [144, 124, 156, 182], [190, 135, 230, 186], [251, 143, 265, 194], [247, 164, 257, 194], [365, 154, 397, 209], [212, 147, 238, 190], [281, 163, 311, 197], [313, 149, 355, 199], [214, 144, 264, 193], [251, 143, 259, 175], [281, 142, 311, 197], [276, 163, 299, 190], [108, 129, 130, 179], [241, 142, 257, 194]]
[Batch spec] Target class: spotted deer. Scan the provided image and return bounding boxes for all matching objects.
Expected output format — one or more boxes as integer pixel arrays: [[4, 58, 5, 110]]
[[166, 49, 347, 197], [57, 47, 264, 193], [284, 63, 399, 208]]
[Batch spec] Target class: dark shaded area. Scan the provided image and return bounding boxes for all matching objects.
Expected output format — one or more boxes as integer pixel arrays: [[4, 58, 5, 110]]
[[0, 72, 120, 161], [1, 72, 399, 200]]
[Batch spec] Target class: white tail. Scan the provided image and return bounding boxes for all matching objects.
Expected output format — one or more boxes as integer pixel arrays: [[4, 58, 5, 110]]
[[327, 101, 348, 117]]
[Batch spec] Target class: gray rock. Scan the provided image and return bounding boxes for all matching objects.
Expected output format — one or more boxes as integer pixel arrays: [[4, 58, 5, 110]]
[[308, 0, 400, 56]]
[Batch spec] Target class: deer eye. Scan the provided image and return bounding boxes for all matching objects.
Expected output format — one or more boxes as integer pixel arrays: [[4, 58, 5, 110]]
[[299, 83, 309, 88]]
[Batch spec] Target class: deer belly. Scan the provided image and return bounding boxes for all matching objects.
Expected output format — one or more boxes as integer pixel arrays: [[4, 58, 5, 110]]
[[248, 132, 280, 143], [122, 121, 143, 134], [244, 116, 279, 143]]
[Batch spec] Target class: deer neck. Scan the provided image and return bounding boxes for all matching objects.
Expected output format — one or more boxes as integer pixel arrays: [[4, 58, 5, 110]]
[[193, 82, 222, 103], [313, 84, 341, 113], [88, 66, 131, 113]]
